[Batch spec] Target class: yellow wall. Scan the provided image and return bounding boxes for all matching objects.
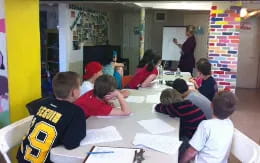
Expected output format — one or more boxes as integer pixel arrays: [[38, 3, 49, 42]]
[[5, 0, 41, 122]]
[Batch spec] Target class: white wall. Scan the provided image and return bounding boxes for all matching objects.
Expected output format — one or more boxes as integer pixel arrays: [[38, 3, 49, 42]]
[[122, 11, 140, 74], [237, 17, 260, 88], [121, 9, 210, 75], [146, 10, 184, 54]]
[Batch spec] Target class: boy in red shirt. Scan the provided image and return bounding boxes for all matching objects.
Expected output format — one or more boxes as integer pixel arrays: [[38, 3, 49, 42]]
[[75, 74, 131, 117]]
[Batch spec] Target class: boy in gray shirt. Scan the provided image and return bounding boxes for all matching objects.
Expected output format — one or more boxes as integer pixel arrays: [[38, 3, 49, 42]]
[[172, 78, 212, 119]]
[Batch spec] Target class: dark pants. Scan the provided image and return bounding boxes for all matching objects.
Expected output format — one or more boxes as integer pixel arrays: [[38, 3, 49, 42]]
[[178, 137, 191, 163]]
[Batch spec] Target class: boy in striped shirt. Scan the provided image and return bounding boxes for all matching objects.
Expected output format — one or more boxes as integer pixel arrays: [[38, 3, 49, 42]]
[[155, 88, 206, 140]]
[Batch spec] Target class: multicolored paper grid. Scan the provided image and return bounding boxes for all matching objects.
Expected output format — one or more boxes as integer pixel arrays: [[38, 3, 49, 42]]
[[208, 5, 241, 92]]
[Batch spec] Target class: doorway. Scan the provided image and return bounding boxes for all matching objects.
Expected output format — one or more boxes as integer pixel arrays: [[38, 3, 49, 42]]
[[237, 17, 260, 88]]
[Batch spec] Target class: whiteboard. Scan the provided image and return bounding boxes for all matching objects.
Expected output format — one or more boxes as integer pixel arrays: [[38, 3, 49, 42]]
[[162, 27, 187, 61]]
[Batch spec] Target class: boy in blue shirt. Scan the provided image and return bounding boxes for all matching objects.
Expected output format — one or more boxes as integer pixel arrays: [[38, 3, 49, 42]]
[[191, 59, 217, 101]]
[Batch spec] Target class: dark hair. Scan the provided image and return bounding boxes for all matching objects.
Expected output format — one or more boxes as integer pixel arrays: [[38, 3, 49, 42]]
[[212, 91, 237, 119], [146, 54, 161, 72], [101, 53, 113, 66], [197, 60, 211, 75], [160, 88, 183, 105], [137, 49, 155, 68], [94, 74, 117, 99], [52, 71, 80, 99], [196, 58, 209, 68], [172, 78, 189, 94]]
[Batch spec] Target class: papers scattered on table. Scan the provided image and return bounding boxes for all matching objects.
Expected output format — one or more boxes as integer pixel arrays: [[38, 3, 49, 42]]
[[137, 118, 175, 134], [125, 96, 145, 103], [84, 146, 141, 163], [145, 94, 160, 104], [152, 84, 171, 90], [80, 126, 122, 146], [133, 133, 181, 155]]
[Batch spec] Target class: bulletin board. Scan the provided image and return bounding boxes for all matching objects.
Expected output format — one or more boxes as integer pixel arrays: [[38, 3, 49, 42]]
[[69, 5, 108, 49]]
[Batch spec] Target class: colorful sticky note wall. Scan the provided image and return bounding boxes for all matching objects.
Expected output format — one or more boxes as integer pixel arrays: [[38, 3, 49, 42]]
[[208, 5, 241, 92]]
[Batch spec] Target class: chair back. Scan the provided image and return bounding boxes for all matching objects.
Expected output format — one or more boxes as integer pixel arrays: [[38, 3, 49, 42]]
[[231, 128, 260, 163], [122, 75, 133, 88], [0, 116, 33, 163]]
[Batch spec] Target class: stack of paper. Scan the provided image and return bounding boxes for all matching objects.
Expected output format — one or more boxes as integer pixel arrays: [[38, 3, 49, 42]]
[[80, 126, 122, 145], [145, 94, 160, 104], [85, 146, 140, 163], [138, 118, 175, 134], [125, 96, 145, 103], [133, 133, 181, 155]]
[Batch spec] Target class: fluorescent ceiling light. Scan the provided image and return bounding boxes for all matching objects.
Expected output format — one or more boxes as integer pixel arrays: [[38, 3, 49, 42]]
[[240, 8, 248, 17], [134, 2, 212, 10]]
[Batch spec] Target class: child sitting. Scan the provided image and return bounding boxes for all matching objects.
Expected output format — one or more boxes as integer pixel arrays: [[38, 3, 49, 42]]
[[190, 59, 217, 101], [155, 88, 206, 140], [135, 49, 155, 74], [17, 72, 86, 163], [127, 54, 161, 89], [172, 78, 212, 119], [192, 58, 209, 88], [180, 91, 237, 163], [81, 61, 103, 96], [102, 51, 124, 89], [75, 74, 131, 117]]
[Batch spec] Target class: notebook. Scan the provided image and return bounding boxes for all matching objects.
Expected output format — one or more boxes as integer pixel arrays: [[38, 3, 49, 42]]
[[84, 146, 142, 163]]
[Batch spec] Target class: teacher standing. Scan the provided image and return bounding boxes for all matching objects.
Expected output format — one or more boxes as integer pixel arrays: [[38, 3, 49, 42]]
[[173, 25, 196, 75]]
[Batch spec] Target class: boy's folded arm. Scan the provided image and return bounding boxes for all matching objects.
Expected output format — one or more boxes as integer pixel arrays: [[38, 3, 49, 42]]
[[109, 91, 131, 116], [155, 103, 177, 117], [109, 108, 131, 116], [179, 146, 198, 163], [141, 74, 157, 88], [62, 110, 86, 150]]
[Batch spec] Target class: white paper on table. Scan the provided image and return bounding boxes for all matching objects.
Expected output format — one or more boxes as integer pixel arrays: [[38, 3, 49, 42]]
[[152, 84, 171, 90], [152, 104, 156, 113], [125, 96, 145, 103], [146, 94, 160, 104], [133, 133, 181, 155], [137, 118, 175, 134], [84, 146, 140, 163], [80, 126, 122, 146]]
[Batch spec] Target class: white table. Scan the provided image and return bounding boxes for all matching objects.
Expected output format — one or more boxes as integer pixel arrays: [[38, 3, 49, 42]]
[[50, 89, 180, 163]]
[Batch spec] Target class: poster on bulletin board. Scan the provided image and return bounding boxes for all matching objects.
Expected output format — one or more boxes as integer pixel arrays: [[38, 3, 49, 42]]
[[69, 5, 108, 47]]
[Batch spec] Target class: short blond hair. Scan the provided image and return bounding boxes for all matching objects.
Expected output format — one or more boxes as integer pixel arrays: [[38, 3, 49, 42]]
[[160, 88, 183, 105]]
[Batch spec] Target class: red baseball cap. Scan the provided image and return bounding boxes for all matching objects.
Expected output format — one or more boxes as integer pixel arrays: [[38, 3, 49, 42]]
[[83, 62, 103, 80]]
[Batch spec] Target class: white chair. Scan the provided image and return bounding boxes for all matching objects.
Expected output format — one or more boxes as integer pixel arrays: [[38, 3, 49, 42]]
[[231, 128, 260, 163], [0, 116, 33, 163]]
